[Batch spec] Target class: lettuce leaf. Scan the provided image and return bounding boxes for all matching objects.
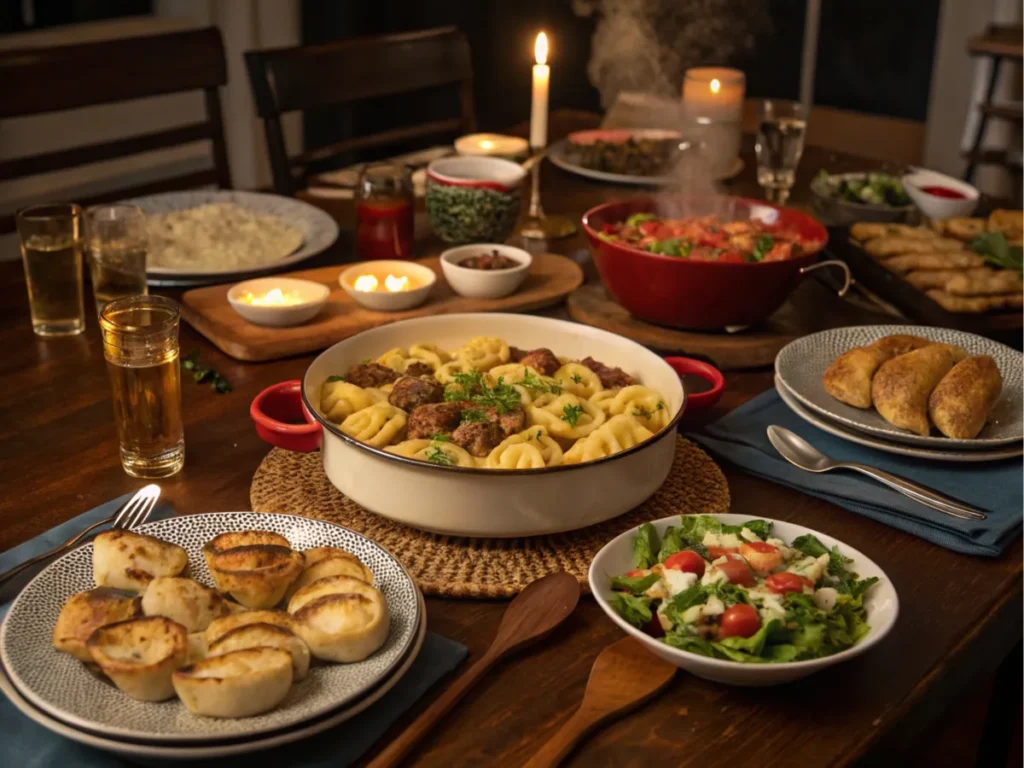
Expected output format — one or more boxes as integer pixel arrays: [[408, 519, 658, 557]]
[[663, 619, 782, 663], [716, 618, 781, 657], [663, 584, 708, 625], [676, 515, 772, 545], [610, 572, 660, 595], [657, 526, 684, 562], [736, 520, 773, 540], [632, 522, 660, 569], [608, 592, 653, 628]]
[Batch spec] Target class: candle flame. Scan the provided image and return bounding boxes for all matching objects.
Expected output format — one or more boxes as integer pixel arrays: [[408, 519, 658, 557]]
[[241, 287, 304, 306], [710, 78, 721, 94], [384, 274, 410, 292], [353, 274, 379, 292], [534, 32, 548, 66], [480, 139, 494, 149]]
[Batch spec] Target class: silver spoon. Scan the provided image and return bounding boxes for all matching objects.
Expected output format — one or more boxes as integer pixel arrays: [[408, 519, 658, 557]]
[[766, 426, 987, 522]]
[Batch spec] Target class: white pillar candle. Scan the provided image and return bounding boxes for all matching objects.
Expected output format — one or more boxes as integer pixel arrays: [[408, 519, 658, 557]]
[[529, 32, 550, 150], [682, 67, 746, 122]]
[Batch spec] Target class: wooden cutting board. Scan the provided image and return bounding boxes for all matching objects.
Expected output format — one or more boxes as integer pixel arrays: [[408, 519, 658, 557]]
[[180, 252, 583, 362]]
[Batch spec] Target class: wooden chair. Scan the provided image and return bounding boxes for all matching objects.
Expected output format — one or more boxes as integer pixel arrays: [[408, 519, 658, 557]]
[[0, 27, 231, 235], [742, 100, 925, 168], [245, 26, 476, 196]]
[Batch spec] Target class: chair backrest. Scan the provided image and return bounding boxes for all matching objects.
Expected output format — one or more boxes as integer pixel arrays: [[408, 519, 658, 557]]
[[742, 100, 925, 168], [0, 27, 232, 234], [245, 26, 476, 195]]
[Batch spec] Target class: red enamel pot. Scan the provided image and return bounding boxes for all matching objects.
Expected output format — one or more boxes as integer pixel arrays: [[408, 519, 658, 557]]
[[581, 196, 851, 329]]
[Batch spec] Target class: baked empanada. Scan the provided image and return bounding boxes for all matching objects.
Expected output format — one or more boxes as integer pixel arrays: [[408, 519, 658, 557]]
[[871, 344, 967, 435], [928, 356, 1003, 439], [823, 334, 934, 409]]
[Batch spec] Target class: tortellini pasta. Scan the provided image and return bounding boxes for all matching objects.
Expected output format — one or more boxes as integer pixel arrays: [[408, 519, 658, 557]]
[[486, 427, 563, 469], [385, 439, 475, 467], [555, 363, 604, 399], [409, 342, 450, 370], [599, 385, 671, 431], [320, 380, 387, 423], [562, 415, 654, 464], [527, 393, 606, 440], [435, 358, 477, 384], [339, 403, 407, 447], [377, 347, 410, 373], [455, 336, 509, 371]]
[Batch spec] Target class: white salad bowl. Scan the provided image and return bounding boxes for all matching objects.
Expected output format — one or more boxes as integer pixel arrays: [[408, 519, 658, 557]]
[[589, 514, 899, 686], [440, 244, 532, 298], [250, 313, 723, 538]]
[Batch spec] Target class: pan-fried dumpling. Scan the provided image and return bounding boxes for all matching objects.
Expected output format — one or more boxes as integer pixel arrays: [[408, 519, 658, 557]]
[[527, 393, 606, 440], [562, 415, 654, 464], [141, 577, 231, 633], [87, 616, 188, 701], [207, 545, 305, 609], [823, 334, 934, 408], [320, 380, 386, 423], [207, 623, 310, 681], [172, 647, 293, 718], [53, 587, 142, 661], [93, 530, 188, 593], [287, 576, 389, 663], [204, 610, 297, 646], [871, 343, 967, 435], [339, 403, 407, 447]]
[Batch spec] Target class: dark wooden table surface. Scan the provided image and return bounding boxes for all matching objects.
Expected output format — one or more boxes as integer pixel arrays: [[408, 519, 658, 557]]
[[0, 111, 1020, 767]]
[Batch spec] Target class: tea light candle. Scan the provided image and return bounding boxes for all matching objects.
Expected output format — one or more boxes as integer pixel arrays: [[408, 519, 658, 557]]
[[454, 133, 530, 159], [682, 67, 745, 122], [529, 32, 550, 149]]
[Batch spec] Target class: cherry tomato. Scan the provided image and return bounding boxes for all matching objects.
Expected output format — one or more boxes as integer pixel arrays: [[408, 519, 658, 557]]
[[707, 545, 739, 560], [716, 250, 745, 263], [663, 550, 706, 577], [739, 541, 782, 574], [719, 604, 761, 639], [625, 569, 647, 579], [716, 557, 755, 587], [765, 572, 814, 594], [639, 221, 661, 237]]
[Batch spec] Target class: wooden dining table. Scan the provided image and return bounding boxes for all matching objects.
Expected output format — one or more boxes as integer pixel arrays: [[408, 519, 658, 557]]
[[0, 110, 1020, 767]]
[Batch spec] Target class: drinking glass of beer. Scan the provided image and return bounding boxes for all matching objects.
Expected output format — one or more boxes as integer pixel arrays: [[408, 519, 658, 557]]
[[100, 295, 185, 478], [86, 204, 148, 316], [16, 203, 86, 336]]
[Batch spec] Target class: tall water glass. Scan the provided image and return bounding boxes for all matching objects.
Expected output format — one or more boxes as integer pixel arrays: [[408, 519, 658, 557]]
[[86, 204, 148, 317], [100, 295, 185, 478], [755, 100, 808, 204], [16, 203, 86, 336]]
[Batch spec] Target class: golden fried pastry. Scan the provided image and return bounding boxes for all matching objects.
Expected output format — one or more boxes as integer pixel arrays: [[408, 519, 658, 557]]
[[284, 551, 373, 601], [926, 290, 1024, 313], [882, 251, 987, 274], [208, 623, 310, 681], [140, 577, 231, 633], [850, 223, 935, 242], [207, 545, 304, 609], [202, 530, 291, 573], [172, 647, 294, 718], [93, 530, 188, 593], [871, 344, 967, 435], [288, 575, 390, 663], [52, 587, 142, 661], [204, 609, 297, 646], [865, 236, 964, 258], [87, 616, 188, 701], [928, 356, 1003, 439], [932, 217, 987, 241], [988, 209, 1023, 242], [904, 268, 992, 291], [823, 334, 934, 408], [944, 269, 1023, 296]]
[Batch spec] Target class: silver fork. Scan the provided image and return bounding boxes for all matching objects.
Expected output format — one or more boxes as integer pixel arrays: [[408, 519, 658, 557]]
[[0, 484, 161, 586]]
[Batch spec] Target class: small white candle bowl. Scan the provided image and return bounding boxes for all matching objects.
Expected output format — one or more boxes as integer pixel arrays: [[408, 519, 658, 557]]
[[227, 277, 329, 327], [340, 260, 436, 311], [440, 244, 532, 299], [454, 133, 529, 160], [902, 169, 980, 220]]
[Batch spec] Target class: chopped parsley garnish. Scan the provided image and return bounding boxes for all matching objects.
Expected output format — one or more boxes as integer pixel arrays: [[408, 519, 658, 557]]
[[535, 430, 543, 439], [445, 370, 521, 413], [423, 445, 455, 466], [632, 406, 653, 420], [570, 373, 583, 384], [182, 349, 231, 394], [750, 235, 774, 262], [430, 434, 452, 443], [326, 375, 346, 383], [561, 403, 584, 427], [520, 369, 561, 395], [460, 409, 490, 424]]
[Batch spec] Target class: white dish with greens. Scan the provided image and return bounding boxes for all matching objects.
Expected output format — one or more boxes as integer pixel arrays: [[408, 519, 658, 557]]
[[589, 514, 898, 686], [810, 171, 914, 226]]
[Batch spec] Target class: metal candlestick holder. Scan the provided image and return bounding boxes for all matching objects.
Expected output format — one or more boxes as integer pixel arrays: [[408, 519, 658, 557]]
[[518, 149, 576, 240]]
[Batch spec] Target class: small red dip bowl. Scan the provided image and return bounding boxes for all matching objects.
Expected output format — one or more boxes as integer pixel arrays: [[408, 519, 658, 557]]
[[582, 196, 847, 330]]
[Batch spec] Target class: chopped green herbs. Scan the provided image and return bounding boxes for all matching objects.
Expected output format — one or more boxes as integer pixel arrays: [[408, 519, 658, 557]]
[[423, 445, 455, 466], [750, 235, 774, 262], [460, 409, 489, 424], [632, 406, 653, 420], [520, 369, 561, 395], [570, 373, 583, 384], [445, 370, 521, 413], [182, 350, 231, 394], [326, 375, 346, 383], [561, 403, 584, 427], [430, 434, 452, 443]]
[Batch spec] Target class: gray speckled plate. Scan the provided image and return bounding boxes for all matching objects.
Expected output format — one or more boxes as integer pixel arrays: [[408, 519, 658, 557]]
[[0, 512, 419, 744], [122, 190, 339, 281], [775, 325, 1023, 449], [776, 375, 1024, 463]]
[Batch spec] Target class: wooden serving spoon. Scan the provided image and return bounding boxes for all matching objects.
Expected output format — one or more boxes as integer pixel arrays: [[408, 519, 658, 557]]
[[367, 571, 581, 768], [521, 636, 678, 768]]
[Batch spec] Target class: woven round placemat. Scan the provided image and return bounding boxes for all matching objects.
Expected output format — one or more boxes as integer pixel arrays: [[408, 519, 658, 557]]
[[250, 438, 729, 598]]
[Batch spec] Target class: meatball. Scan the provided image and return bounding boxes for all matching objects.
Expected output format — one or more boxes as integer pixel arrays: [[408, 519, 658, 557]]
[[346, 362, 400, 388], [388, 376, 444, 411], [509, 346, 528, 362], [406, 402, 462, 439], [580, 357, 636, 389], [519, 348, 561, 376], [452, 421, 504, 457], [404, 361, 434, 378], [457, 402, 526, 437]]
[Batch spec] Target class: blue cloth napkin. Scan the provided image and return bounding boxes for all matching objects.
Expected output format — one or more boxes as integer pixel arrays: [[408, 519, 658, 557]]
[[0, 495, 468, 767], [689, 390, 1023, 557]]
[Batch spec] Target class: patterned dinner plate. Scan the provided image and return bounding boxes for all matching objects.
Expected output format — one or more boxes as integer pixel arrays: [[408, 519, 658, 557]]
[[122, 190, 339, 280], [775, 325, 1023, 449], [0, 512, 420, 744]]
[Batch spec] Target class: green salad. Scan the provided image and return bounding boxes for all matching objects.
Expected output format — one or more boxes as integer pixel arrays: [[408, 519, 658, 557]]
[[817, 171, 911, 207], [608, 516, 879, 664]]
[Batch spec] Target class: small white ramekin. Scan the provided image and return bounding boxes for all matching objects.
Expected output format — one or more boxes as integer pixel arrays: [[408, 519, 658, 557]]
[[339, 260, 436, 311], [439, 244, 532, 299], [227, 277, 330, 327]]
